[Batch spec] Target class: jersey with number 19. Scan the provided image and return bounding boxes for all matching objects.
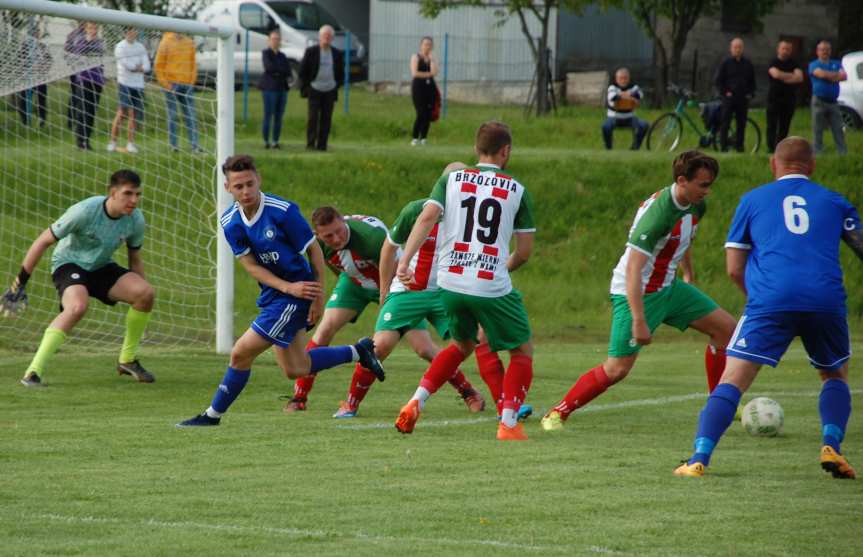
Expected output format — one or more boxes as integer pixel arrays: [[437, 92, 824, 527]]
[[426, 164, 535, 298]]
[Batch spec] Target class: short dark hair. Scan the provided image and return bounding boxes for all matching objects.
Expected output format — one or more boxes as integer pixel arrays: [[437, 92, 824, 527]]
[[672, 150, 719, 181], [311, 206, 342, 228], [109, 169, 141, 189], [222, 154, 257, 176], [475, 121, 512, 156]]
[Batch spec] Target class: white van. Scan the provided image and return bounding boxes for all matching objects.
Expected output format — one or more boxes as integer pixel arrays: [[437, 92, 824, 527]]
[[196, 0, 366, 85]]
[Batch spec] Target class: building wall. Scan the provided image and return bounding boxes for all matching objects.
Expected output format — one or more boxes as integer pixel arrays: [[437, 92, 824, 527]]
[[557, 4, 652, 74], [369, 0, 557, 83]]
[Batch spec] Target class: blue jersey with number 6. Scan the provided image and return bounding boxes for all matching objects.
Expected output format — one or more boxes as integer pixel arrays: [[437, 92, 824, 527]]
[[725, 174, 861, 315]]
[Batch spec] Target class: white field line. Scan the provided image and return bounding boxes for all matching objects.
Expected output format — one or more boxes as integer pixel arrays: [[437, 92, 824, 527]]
[[13, 513, 626, 554], [335, 389, 863, 431]]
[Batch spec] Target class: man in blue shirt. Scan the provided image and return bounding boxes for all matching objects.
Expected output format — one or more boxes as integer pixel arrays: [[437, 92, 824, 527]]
[[177, 155, 384, 427], [808, 40, 847, 155], [674, 137, 863, 479]]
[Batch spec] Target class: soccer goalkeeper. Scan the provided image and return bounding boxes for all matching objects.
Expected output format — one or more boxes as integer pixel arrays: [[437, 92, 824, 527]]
[[2, 169, 156, 386]]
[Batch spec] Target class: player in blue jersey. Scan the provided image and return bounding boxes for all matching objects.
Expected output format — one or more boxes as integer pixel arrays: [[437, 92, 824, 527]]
[[177, 155, 385, 427], [674, 137, 863, 479]]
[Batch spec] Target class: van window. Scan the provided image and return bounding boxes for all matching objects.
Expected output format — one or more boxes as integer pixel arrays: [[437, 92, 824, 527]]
[[857, 62, 863, 80], [266, 1, 342, 31], [239, 2, 276, 33]]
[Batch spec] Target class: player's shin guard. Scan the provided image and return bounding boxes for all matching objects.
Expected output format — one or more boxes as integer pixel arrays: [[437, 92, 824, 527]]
[[347, 363, 378, 407], [26, 327, 66, 378], [501, 354, 533, 428], [208, 367, 250, 416], [820, 378, 851, 453], [418, 344, 466, 396], [552, 364, 611, 419], [119, 308, 151, 364], [293, 340, 321, 400], [475, 342, 504, 412], [705, 344, 727, 393], [688, 383, 741, 466]]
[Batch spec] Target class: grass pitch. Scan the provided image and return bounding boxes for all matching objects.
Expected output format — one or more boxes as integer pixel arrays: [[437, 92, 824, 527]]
[[1, 340, 860, 556]]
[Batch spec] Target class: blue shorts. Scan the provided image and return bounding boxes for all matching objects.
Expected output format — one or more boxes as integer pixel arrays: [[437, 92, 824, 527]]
[[118, 84, 144, 117], [727, 311, 850, 371], [250, 296, 310, 348]]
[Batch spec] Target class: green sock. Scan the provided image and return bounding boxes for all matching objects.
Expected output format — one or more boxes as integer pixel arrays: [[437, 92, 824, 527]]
[[26, 327, 67, 378], [119, 308, 151, 364]]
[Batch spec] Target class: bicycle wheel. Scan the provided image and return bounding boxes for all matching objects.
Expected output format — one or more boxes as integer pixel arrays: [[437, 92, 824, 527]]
[[716, 117, 762, 154], [646, 113, 683, 152]]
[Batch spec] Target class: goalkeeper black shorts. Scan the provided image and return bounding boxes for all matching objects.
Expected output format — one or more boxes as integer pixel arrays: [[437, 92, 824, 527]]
[[52, 262, 130, 308]]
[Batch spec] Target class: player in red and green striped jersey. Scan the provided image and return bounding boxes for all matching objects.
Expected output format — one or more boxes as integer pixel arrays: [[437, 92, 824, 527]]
[[285, 206, 482, 413], [541, 151, 737, 431]]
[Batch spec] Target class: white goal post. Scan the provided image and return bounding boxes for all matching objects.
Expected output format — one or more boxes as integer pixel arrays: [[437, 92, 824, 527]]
[[0, 0, 237, 353]]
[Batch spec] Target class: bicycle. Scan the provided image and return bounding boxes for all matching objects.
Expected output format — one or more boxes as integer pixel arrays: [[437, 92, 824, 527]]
[[646, 84, 761, 154]]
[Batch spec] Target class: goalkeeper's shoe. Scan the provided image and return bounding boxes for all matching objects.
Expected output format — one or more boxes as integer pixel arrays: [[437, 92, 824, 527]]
[[540, 410, 565, 432], [332, 401, 358, 419], [20, 372, 44, 387], [176, 413, 220, 428], [1, 284, 28, 317], [497, 422, 528, 441], [117, 360, 155, 383], [673, 461, 706, 478], [461, 388, 485, 413], [355, 338, 385, 382], [821, 446, 856, 479], [283, 397, 306, 413], [395, 399, 420, 434]]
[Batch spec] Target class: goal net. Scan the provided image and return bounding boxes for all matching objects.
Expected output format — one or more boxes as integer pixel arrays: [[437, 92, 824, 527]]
[[0, 1, 234, 353]]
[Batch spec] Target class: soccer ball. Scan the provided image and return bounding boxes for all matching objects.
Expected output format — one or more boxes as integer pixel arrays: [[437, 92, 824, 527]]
[[741, 397, 784, 437]]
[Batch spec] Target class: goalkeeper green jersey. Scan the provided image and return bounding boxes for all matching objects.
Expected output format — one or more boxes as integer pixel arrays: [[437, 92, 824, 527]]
[[427, 164, 535, 298], [387, 199, 441, 293], [320, 215, 387, 290], [610, 184, 705, 295], [50, 195, 145, 273]]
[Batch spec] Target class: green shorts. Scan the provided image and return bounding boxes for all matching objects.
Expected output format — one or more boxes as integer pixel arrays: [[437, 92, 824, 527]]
[[375, 290, 451, 336], [325, 272, 379, 322], [608, 279, 719, 357], [439, 288, 531, 352]]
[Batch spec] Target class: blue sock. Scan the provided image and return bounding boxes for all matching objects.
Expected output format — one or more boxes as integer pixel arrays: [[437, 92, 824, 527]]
[[819, 378, 851, 453], [308, 346, 355, 374], [209, 367, 251, 414], [689, 383, 742, 466]]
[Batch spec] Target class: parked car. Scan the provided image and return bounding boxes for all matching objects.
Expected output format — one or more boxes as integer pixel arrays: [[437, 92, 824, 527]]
[[195, 0, 367, 86], [839, 51, 863, 130]]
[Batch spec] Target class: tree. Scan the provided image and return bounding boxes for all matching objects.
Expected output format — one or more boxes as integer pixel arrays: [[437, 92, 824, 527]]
[[419, 0, 591, 115], [609, 0, 776, 105]]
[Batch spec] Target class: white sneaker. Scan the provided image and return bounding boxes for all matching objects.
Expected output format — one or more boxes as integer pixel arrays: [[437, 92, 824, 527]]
[[125, 143, 139, 154], [420, 139, 427, 145], [106, 141, 116, 152], [410, 139, 418, 146]]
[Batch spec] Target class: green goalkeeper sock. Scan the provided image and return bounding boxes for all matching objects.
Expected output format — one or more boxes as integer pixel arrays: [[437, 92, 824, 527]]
[[119, 308, 151, 364], [26, 327, 67, 378]]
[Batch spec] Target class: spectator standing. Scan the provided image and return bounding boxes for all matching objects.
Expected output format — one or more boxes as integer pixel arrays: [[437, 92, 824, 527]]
[[259, 29, 291, 150], [154, 31, 200, 152], [298, 25, 344, 152], [766, 40, 804, 153], [809, 40, 847, 155], [64, 21, 86, 131], [67, 22, 105, 150], [16, 29, 52, 128], [409, 36, 438, 146], [715, 37, 755, 152], [109, 28, 150, 154], [601, 67, 648, 150]]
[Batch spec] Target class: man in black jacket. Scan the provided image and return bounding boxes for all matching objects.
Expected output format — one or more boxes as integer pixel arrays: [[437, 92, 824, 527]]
[[715, 37, 755, 152], [298, 25, 344, 151]]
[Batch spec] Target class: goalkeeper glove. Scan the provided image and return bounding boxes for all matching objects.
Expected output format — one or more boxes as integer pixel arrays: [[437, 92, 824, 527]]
[[1, 268, 30, 317]]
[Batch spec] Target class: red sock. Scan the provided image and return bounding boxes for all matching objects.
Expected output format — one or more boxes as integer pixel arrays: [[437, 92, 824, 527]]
[[293, 339, 322, 400], [552, 364, 610, 419], [501, 354, 533, 411], [447, 368, 473, 395], [347, 363, 378, 408], [705, 344, 726, 393], [419, 344, 466, 394], [475, 342, 504, 412]]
